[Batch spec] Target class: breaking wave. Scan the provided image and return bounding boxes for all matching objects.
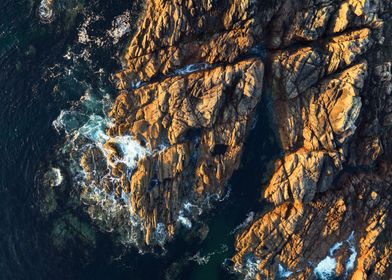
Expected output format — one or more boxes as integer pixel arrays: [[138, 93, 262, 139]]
[[53, 89, 155, 248], [50, 7, 234, 253], [49, 10, 161, 250]]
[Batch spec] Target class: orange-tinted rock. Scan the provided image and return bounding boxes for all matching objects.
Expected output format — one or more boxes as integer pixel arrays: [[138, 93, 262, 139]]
[[232, 1, 392, 279], [76, 0, 392, 274], [90, 57, 265, 246]]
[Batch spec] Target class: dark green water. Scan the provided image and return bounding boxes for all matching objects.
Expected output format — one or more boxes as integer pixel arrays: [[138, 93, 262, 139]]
[[0, 1, 280, 279]]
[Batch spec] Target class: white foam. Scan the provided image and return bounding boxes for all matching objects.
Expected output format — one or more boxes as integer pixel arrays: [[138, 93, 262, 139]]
[[231, 211, 254, 234], [243, 257, 262, 280], [178, 214, 192, 229], [53, 89, 157, 248], [314, 256, 337, 279], [188, 244, 228, 266], [38, 0, 54, 23], [313, 231, 358, 279], [77, 11, 133, 48], [189, 252, 211, 265], [204, 185, 231, 208], [49, 12, 173, 248], [77, 14, 104, 46], [51, 167, 63, 186], [52, 110, 81, 134], [278, 264, 293, 278], [78, 115, 111, 143], [174, 63, 210, 76], [121, 191, 130, 204], [44, 167, 63, 187], [176, 200, 206, 230], [329, 241, 343, 255], [107, 11, 131, 44], [110, 135, 150, 169], [183, 202, 203, 215], [345, 231, 357, 273], [232, 253, 262, 280], [153, 223, 168, 247]]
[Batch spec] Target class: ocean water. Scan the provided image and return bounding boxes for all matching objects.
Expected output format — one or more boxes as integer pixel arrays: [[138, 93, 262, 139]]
[[0, 0, 280, 279]]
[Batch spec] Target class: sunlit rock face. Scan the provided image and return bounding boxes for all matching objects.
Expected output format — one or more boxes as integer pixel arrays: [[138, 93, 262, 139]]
[[233, 171, 392, 279], [115, 0, 271, 85], [78, 0, 266, 249], [231, 0, 392, 279], [266, 62, 367, 205], [76, 0, 392, 275], [105, 59, 264, 246]]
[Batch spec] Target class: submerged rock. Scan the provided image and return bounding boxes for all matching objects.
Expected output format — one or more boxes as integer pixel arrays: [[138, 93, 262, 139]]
[[39, 167, 64, 216], [51, 214, 96, 251]]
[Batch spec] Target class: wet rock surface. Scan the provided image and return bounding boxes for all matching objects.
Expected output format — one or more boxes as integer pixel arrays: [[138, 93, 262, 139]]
[[75, 0, 392, 277]]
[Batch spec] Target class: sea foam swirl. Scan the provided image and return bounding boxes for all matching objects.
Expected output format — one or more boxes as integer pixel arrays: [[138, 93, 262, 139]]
[[38, 0, 54, 23]]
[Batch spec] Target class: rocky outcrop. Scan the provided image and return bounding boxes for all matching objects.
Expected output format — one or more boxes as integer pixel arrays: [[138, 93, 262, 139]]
[[79, 0, 266, 248], [266, 62, 367, 205], [75, 0, 392, 276], [116, 0, 269, 86], [106, 58, 263, 245], [233, 170, 392, 279], [232, 0, 392, 279]]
